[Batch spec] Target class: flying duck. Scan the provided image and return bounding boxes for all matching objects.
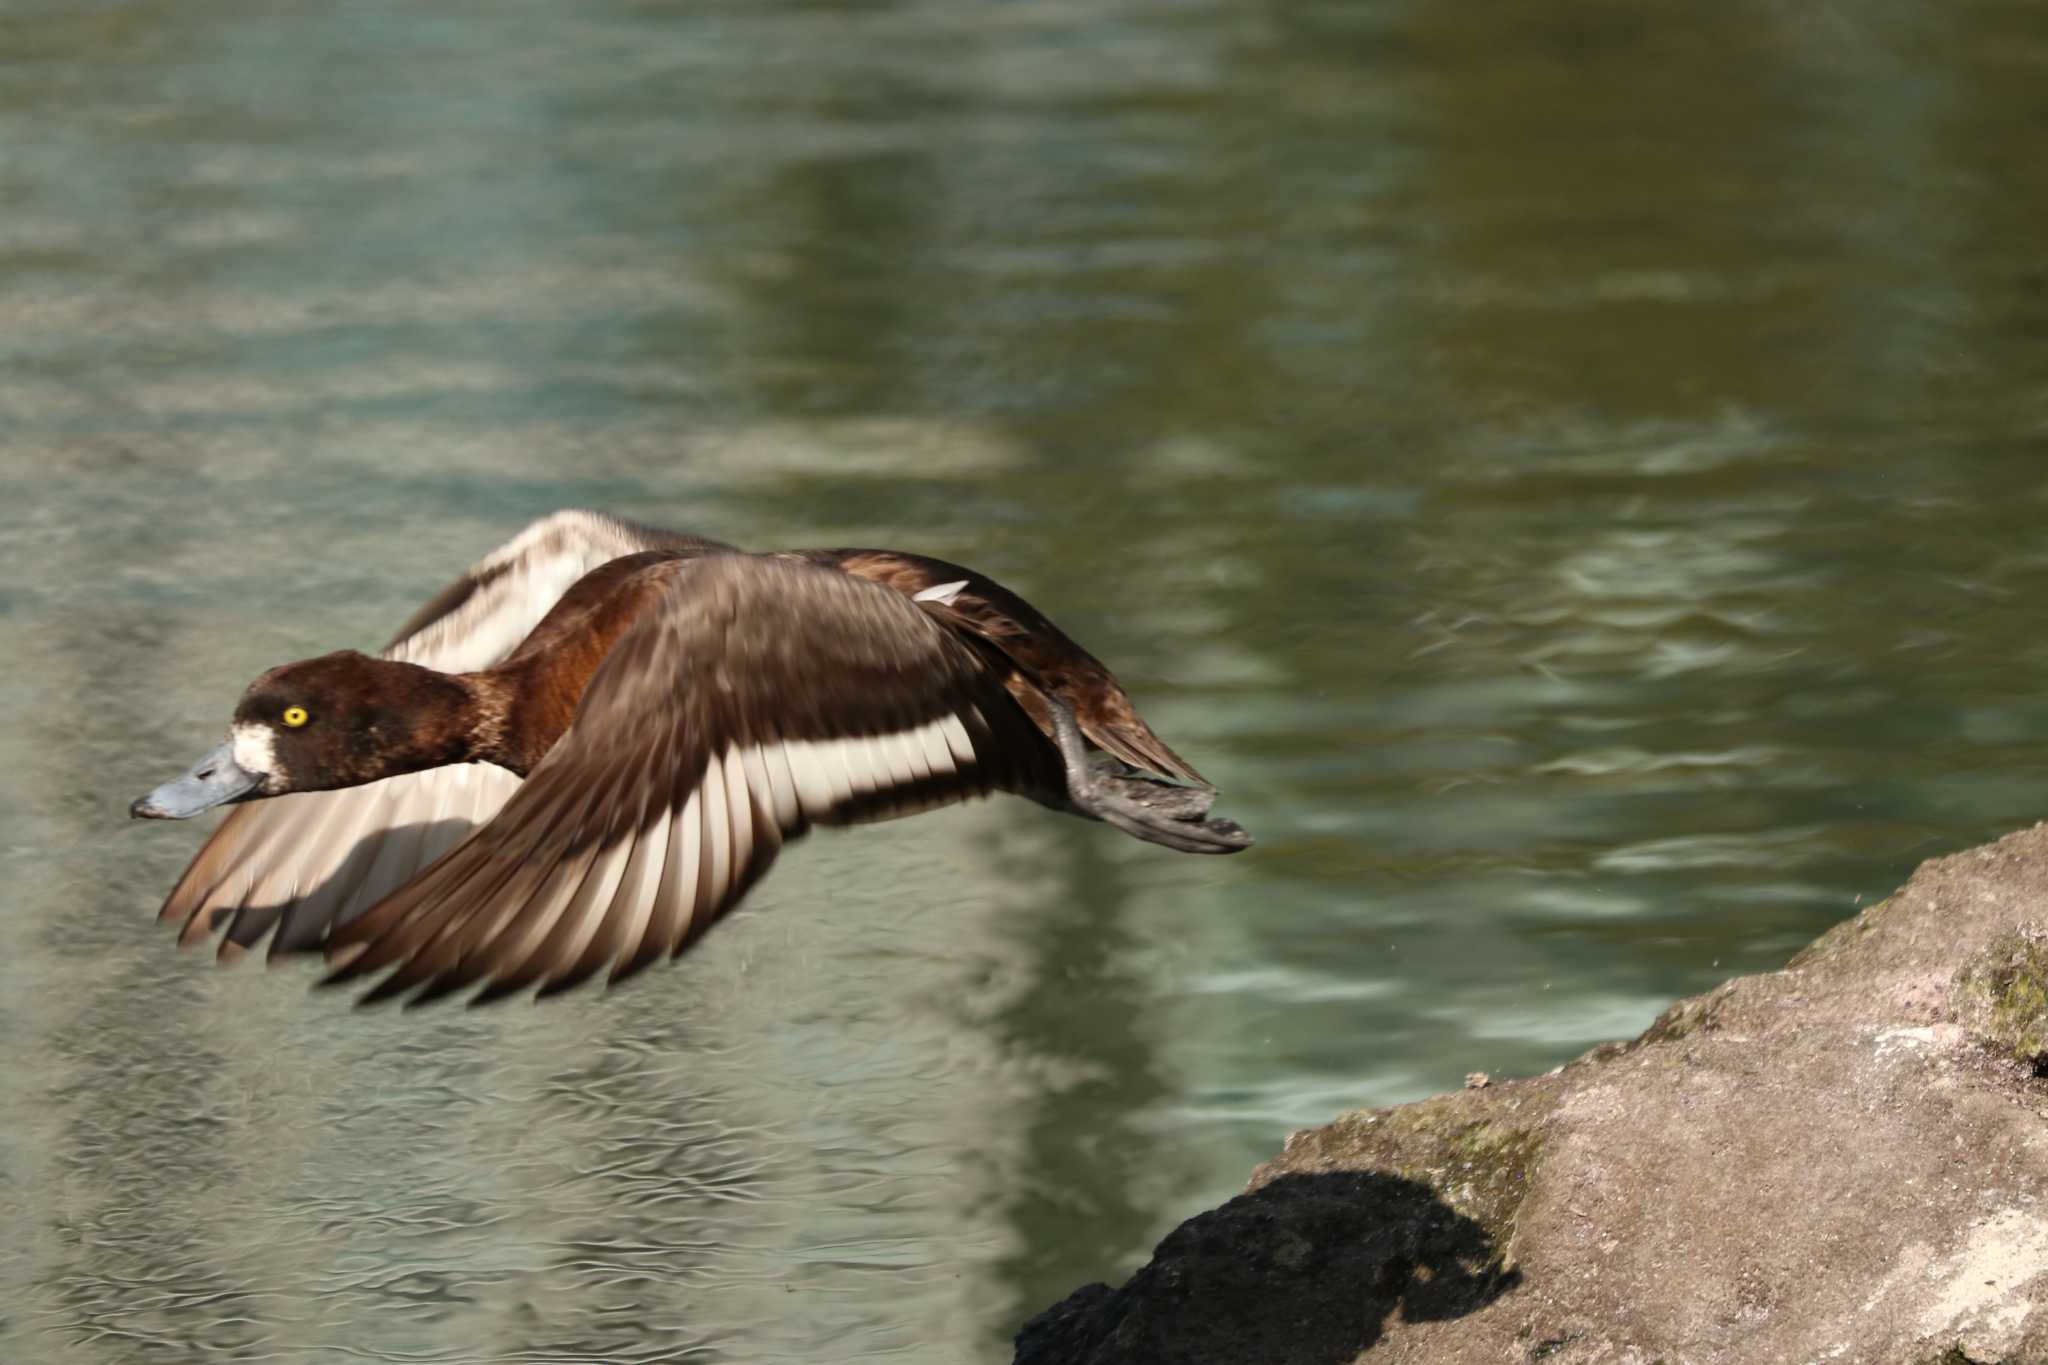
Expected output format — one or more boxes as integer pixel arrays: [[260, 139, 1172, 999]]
[[132, 510, 1250, 1005]]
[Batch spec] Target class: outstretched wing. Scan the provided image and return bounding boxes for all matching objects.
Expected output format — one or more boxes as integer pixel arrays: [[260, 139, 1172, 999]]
[[323, 554, 1054, 1006], [806, 548, 1209, 785], [154, 510, 734, 958], [381, 511, 731, 671]]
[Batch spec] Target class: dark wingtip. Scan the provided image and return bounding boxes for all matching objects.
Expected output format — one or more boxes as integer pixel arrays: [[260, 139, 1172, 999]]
[[466, 979, 531, 1007], [603, 946, 665, 991], [400, 976, 470, 1010], [533, 971, 598, 1001], [329, 957, 435, 1008], [353, 974, 416, 1008], [317, 943, 371, 989]]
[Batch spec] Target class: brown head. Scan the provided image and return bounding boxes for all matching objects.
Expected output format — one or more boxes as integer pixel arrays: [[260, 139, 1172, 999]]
[[131, 651, 480, 819]]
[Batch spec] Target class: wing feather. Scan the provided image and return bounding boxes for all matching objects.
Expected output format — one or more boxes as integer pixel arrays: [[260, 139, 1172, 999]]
[[819, 736, 858, 807], [542, 796, 670, 997], [721, 745, 755, 884], [783, 739, 833, 817], [329, 768, 593, 983], [519, 746, 671, 994], [697, 751, 733, 925], [896, 727, 934, 786], [754, 741, 801, 828], [386, 775, 616, 993], [151, 511, 717, 958], [645, 787, 704, 966], [810, 547, 1208, 785], [216, 782, 391, 958], [325, 554, 1053, 1004], [599, 707, 695, 986], [256, 791, 402, 949]]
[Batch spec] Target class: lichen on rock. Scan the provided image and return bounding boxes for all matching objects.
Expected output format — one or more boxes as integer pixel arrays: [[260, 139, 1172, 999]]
[[1951, 927, 2048, 1068], [1257, 1095, 1548, 1257]]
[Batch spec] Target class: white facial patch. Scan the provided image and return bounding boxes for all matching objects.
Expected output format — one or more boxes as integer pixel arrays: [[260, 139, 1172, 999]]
[[231, 723, 279, 778]]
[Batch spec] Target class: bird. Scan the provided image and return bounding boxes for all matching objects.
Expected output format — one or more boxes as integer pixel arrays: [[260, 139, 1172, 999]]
[[131, 510, 1250, 1006]]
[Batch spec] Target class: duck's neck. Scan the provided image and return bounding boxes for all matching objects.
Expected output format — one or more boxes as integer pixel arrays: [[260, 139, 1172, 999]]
[[456, 563, 666, 776], [457, 661, 592, 778], [453, 670, 532, 777]]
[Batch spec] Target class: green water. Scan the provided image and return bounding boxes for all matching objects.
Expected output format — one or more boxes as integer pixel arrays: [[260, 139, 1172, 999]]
[[7, 2, 2048, 1360]]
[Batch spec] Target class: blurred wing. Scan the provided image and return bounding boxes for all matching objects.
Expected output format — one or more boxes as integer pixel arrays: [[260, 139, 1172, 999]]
[[383, 510, 733, 672], [154, 510, 734, 959], [324, 554, 1052, 1006], [809, 547, 1209, 785], [162, 765, 521, 959]]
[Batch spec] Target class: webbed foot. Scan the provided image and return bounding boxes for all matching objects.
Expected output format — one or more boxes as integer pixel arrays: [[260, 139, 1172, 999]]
[[1046, 700, 1252, 854]]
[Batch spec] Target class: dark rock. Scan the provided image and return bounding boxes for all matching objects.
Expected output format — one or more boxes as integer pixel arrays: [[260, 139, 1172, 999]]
[[1014, 1171, 1518, 1365]]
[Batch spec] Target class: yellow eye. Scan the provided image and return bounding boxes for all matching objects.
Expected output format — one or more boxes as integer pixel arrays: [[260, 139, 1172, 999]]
[[282, 706, 310, 728]]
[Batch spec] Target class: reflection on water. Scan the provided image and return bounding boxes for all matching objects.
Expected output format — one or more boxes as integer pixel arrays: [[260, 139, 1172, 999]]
[[7, 1, 2048, 1360]]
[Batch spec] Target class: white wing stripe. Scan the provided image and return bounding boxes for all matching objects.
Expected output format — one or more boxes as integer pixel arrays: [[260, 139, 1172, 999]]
[[940, 712, 977, 766], [817, 737, 858, 806], [665, 789, 702, 954], [882, 730, 921, 787], [721, 715, 981, 829], [914, 720, 958, 779], [782, 738, 835, 816], [848, 735, 887, 795], [699, 752, 732, 922], [757, 741, 801, 826], [722, 744, 754, 881], [898, 726, 934, 785], [737, 746, 777, 832], [861, 731, 894, 791], [599, 801, 670, 977], [547, 826, 637, 976], [844, 735, 873, 794]]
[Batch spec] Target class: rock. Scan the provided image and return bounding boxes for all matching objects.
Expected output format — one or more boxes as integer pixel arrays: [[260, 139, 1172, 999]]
[[1953, 930, 2048, 1071], [1013, 1171, 1519, 1365], [1018, 823, 2048, 1365]]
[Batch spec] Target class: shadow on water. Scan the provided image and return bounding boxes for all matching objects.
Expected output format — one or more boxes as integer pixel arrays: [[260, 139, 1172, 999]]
[[984, 828, 1175, 1347], [1012, 1171, 1520, 1365]]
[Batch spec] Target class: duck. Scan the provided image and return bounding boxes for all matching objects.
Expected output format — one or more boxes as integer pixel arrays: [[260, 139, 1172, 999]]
[[132, 510, 1250, 1006]]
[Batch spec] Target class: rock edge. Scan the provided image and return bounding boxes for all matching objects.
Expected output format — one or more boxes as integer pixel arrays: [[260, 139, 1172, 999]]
[[1019, 823, 2048, 1365]]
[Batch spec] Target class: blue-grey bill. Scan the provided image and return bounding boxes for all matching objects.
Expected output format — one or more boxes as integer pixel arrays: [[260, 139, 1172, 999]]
[[131, 741, 263, 820]]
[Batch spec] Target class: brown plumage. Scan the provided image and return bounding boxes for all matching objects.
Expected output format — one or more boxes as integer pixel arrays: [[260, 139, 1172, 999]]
[[132, 511, 1250, 1005], [799, 548, 1207, 785]]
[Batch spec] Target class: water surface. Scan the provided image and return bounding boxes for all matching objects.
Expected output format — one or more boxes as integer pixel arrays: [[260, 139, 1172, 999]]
[[7, 2, 2048, 1360]]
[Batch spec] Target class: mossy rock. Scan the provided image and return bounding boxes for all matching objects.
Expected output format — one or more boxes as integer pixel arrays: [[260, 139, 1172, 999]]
[[1951, 928, 2048, 1067], [1267, 1096, 1547, 1254]]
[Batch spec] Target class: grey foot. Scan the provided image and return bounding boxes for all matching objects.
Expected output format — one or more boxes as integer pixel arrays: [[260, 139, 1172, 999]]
[[1046, 701, 1253, 855]]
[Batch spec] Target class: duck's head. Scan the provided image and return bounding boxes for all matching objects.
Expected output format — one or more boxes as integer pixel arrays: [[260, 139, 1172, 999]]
[[131, 651, 475, 820]]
